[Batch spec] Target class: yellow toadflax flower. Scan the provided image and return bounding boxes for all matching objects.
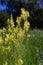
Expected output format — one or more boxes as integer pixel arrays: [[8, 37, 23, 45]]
[[7, 34, 11, 39], [5, 34, 14, 42], [21, 8, 29, 20], [10, 15, 14, 27], [8, 28, 12, 33], [18, 31, 24, 38], [26, 11, 29, 17], [24, 20, 30, 31], [17, 28, 25, 38], [14, 27, 19, 34], [18, 58, 23, 65], [16, 17, 22, 25], [21, 8, 25, 15]]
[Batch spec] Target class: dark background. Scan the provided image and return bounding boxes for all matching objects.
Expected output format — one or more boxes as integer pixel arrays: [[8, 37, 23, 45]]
[[0, 0, 43, 29]]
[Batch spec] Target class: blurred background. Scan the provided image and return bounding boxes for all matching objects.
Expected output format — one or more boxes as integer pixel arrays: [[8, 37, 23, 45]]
[[0, 0, 43, 29]]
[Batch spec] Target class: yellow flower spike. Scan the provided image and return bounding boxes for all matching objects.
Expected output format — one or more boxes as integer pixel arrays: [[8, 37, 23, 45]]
[[21, 8, 29, 20], [26, 11, 30, 16], [5, 34, 14, 42], [24, 20, 30, 31], [17, 28, 22, 36], [6, 34, 9, 38], [10, 14, 13, 22], [25, 20, 30, 27], [21, 8, 25, 15], [16, 17, 21, 25], [8, 28, 12, 33], [7, 15, 14, 29], [21, 8, 26, 17], [10, 20, 14, 27], [18, 30, 24, 38], [14, 27, 19, 34], [18, 58, 23, 65], [5, 34, 10, 42], [10, 15, 14, 27]]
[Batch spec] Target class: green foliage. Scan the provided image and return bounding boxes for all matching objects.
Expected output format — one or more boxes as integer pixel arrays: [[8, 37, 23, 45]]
[[24, 29, 43, 65]]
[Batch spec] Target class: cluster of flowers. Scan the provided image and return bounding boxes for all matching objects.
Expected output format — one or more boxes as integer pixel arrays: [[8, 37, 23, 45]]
[[0, 8, 30, 65]]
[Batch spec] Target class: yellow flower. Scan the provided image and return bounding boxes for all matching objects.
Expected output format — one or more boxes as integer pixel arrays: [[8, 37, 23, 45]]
[[6, 34, 14, 42], [14, 27, 19, 33], [8, 28, 12, 33], [7, 15, 14, 28], [6, 34, 10, 39], [26, 11, 30, 17], [18, 31, 24, 38], [24, 20, 30, 27], [10, 15, 14, 27], [21, 8, 25, 15], [16, 17, 21, 25], [24, 20, 30, 31], [21, 8, 26, 20], [5, 34, 11, 42], [18, 58, 23, 65], [21, 8, 29, 20], [18, 28, 25, 38], [10, 20, 14, 27]]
